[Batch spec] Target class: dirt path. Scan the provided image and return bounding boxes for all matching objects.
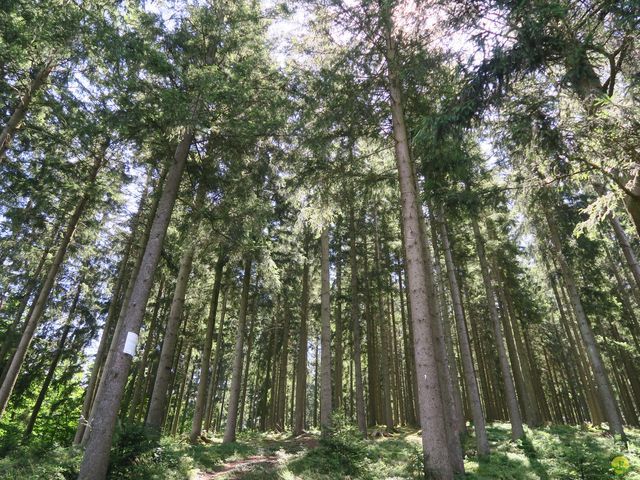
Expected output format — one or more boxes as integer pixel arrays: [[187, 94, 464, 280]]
[[195, 433, 318, 479], [195, 455, 280, 479]]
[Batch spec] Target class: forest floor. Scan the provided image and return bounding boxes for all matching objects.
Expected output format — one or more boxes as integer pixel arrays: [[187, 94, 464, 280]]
[[0, 423, 638, 479]]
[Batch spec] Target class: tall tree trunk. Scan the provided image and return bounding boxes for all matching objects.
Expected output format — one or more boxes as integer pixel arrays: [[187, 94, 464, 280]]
[[190, 253, 225, 442], [0, 224, 57, 381], [610, 214, 640, 292], [384, 15, 453, 476], [0, 57, 56, 161], [349, 207, 367, 436], [293, 244, 310, 436], [222, 257, 252, 444], [127, 281, 163, 422], [622, 168, 640, 239], [238, 289, 258, 432], [373, 214, 395, 431], [146, 183, 205, 432], [397, 264, 416, 426], [543, 208, 625, 438], [23, 278, 81, 440], [437, 209, 489, 456], [206, 288, 229, 430], [471, 217, 524, 440], [320, 227, 332, 436], [421, 218, 464, 473], [275, 298, 291, 431], [333, 253, 343, 411], [78, 131, 193, 480], [77, 169, 163, 444], [0, 154, 102, 418], [313, 337, 319, 428]]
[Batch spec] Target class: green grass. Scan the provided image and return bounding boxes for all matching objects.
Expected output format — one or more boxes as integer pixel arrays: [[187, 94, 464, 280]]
[[0, 423, 638, 479]]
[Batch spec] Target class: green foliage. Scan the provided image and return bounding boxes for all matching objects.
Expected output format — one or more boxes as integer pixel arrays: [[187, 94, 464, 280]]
[[0, 444, 81, 480], [289, 411, 369, 478]]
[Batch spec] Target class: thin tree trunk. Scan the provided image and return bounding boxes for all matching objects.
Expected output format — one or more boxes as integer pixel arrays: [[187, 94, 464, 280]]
[[293, 243, 310, 436], [333, 253, 343, 411], [610, 214, 640, 292], [373, 214, 394, 431], [437, 209, 489, 456], [472, 217, 524, 440], [320, 227, 332, 436], [543, 208, 625, 438], [127, 277, 164, 422], [421, 217, 464, 473], [222, 257, 252, 444], [238, 288, 258, 432], [206, 288, 229, 430], [190, 253, 225, 442], [313, 338, 319, 428], [275, 298, 291, 431], [78, 130, 193, 480], [0, 154, 103, 418], [146, 183, 205, 432], [349, 207, 367, 436], [23, 278, 81, 440], [0, 225, 57, 381], [0, 57, 56, 161], [397, 265, 416, 426], [622, 168, 640, 239]]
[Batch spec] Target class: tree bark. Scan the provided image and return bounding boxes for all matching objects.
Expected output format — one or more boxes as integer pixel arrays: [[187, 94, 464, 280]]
[[127, 278, 164, 422], [471, 217, 524, 440], [0, 154, 102, 418], [78, 131, 193, 480], [293, 242, 310, 436], [610, 214, 640, 292], [622, 168, 640, 239], [222, 257, 252, 444], [349, 207, 367, 436], [437, 209, 489, 456], [384, 15, 453, 476], [190, 253, 225, 442], [146, 182, 205, 432], [543, 208, 626, 438], [373, 213, 395, 431], [320, 227, 332, 436], [333, 251, 343, 411]]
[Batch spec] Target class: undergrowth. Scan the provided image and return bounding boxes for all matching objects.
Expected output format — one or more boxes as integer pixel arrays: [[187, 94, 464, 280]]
[[0, 421, 637, 479]]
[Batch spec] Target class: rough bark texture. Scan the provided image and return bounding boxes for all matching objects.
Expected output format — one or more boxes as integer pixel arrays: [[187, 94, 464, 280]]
[[78, 131, 193, 480], [222, 257, 252, 444]]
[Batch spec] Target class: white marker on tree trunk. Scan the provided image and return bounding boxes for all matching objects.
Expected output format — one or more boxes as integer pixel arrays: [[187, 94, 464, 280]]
[[123, 332, 138, 356]]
